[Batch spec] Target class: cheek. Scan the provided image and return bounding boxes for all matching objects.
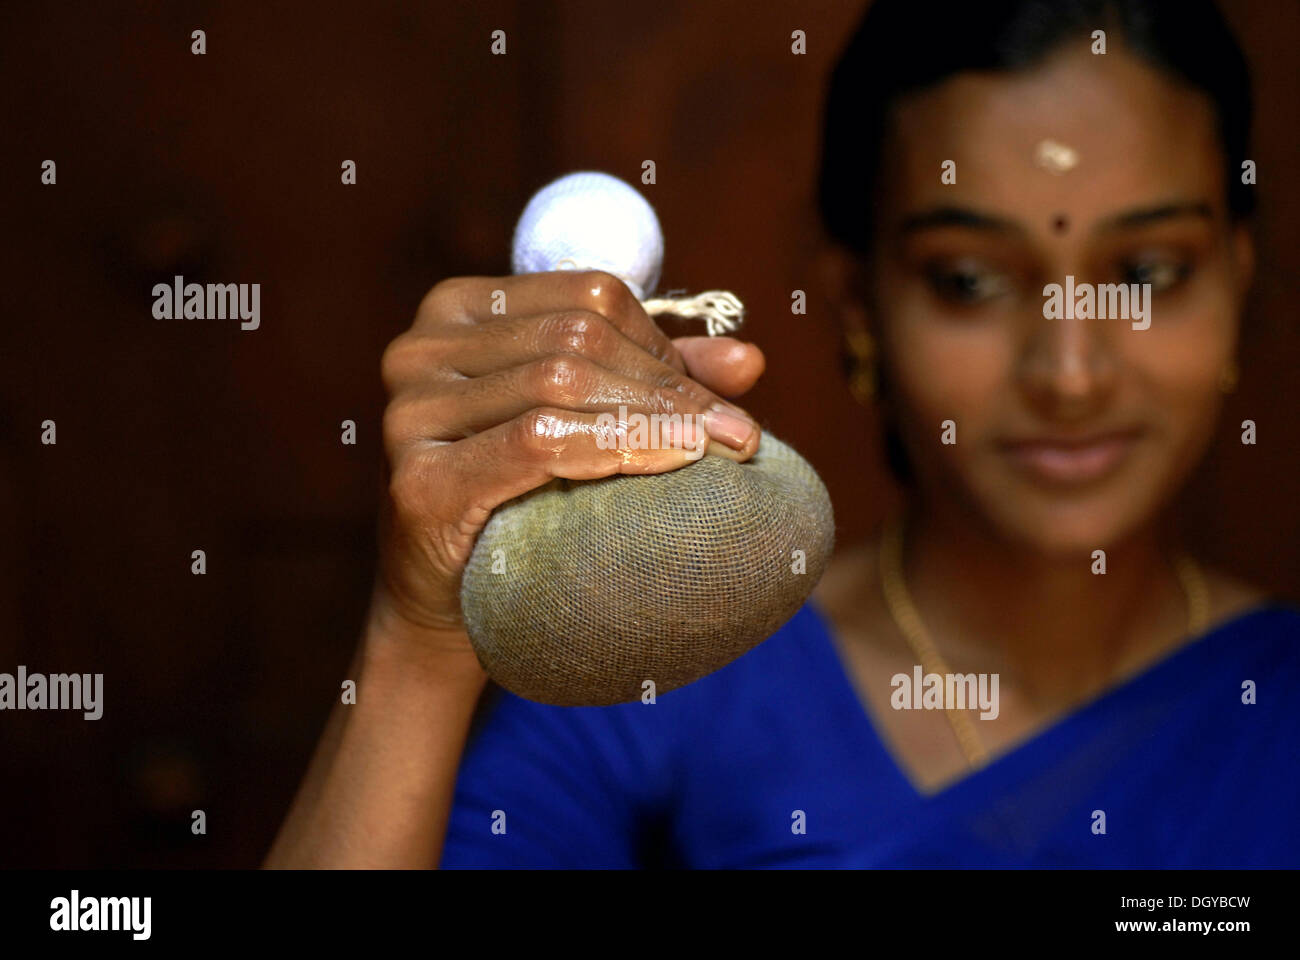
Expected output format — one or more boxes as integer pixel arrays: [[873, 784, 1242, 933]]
[[1124, 272, 1236, 441], [886, 316, 1011, 461]]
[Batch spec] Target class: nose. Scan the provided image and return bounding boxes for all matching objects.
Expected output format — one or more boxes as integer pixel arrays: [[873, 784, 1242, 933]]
[[1017, 292, 1119, 418]]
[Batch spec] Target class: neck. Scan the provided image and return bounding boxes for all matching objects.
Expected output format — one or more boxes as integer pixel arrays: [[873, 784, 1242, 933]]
[[898, 495, 1189, 708]]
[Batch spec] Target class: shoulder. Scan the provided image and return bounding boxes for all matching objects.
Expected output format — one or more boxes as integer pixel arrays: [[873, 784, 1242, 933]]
[[1197, 564, 1300, 652], [1201, 564, 1274, 629], [1194, 566, 1300, 682]]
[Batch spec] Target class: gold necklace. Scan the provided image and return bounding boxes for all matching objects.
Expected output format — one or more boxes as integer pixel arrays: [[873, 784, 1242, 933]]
[[878, 512, 1210, 770]]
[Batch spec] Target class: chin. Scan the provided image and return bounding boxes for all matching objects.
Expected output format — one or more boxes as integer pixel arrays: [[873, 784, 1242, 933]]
[[969, 468, 1165, 559]]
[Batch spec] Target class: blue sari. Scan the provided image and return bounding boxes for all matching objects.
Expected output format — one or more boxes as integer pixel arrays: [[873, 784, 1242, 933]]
[[441, 602, 1300, 867]]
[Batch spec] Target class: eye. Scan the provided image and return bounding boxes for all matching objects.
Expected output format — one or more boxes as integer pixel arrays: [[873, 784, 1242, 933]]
[[924, 260, 1011, 305], [1121, 256, 1189, 293]]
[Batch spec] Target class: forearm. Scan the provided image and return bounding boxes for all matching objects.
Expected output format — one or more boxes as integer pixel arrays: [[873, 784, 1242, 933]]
[[264, 600, 489, 869]]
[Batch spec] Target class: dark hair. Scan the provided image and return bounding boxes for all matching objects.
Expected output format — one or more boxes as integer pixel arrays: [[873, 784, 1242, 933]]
[[818, 0, 1255, 488]]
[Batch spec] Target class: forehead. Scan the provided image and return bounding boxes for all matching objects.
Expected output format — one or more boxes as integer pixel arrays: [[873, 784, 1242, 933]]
[[881, 41, 1226, 223]]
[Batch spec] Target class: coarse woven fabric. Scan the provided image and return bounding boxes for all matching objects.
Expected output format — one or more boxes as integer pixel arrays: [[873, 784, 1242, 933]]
[[460, 432, 835, 706]]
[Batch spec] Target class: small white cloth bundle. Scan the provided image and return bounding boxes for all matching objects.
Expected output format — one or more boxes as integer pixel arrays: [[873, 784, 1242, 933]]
[[461, 172, 835, 705]]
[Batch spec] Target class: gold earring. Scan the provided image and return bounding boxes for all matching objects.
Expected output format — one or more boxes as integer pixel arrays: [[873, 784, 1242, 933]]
[[1219, 359, 1239, 395], [845, 328, 877, 405]]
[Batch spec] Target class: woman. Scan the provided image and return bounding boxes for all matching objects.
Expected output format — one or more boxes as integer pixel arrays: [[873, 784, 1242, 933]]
[[266, 0, 1300, 868]]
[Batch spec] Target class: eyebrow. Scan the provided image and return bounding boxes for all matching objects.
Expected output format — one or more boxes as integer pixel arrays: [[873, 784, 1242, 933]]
[[898, 207, 1020, 236], [1099, 201, 1215, 230], [896, 201, 1216, 238]]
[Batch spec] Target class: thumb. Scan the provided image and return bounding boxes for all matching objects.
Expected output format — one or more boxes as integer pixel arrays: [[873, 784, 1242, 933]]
[[671, 336, 765, 399]]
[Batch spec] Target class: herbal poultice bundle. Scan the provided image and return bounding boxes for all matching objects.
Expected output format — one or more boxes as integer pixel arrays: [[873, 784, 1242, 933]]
[[460, 172, 834, 705]]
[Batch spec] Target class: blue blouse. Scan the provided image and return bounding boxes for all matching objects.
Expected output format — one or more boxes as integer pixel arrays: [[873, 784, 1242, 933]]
[[441, 602, 1300, 868]]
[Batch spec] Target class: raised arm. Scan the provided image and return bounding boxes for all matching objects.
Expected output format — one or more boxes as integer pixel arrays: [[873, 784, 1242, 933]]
[[265, 271, 763, 868]]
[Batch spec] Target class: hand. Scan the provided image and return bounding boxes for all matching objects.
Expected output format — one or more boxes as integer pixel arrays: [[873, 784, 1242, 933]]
[[372, 269, 766, 643]]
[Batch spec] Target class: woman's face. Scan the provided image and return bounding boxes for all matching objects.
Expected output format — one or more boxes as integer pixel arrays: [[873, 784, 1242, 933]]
[[866, 42, 1253, 554]]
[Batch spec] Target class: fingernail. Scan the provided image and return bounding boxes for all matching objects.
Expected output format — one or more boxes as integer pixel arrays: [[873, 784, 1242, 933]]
[[703, 404, 755, 448]]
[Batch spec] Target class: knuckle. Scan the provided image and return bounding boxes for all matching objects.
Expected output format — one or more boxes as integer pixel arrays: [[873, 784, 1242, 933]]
[[379, 334, 414, 394], [381, 396, 416, 453], [381, 333, 452, 395], [577, 270, 636, 316], [418, 276, 470, 318], [535, 354, 590, 403], [515, 407, 569, 458], [546, 310, 610, 356], [380, 332, 441, 394]]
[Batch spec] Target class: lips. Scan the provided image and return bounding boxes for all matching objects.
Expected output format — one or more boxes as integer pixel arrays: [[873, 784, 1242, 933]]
[[998, 427, 1146, 484]]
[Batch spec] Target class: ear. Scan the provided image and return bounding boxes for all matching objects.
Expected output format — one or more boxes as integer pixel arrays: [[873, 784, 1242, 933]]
[[816, 244, 874, 341]]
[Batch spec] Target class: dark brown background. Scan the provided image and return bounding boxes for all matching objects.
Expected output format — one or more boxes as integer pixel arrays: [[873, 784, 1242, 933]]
[[2, 0, 1296, 867]]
